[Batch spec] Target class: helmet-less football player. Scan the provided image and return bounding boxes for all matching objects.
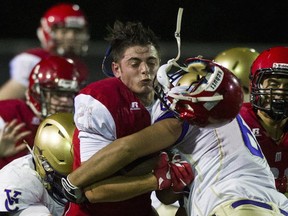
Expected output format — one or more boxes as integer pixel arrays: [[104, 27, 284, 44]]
[[240, 46, 288, 196], [62, 57, 288, 216], [0, 112, 74, 216], [214, 47, 259, 102], [0, 3, 89, 100], [0, 56, 82, 169]]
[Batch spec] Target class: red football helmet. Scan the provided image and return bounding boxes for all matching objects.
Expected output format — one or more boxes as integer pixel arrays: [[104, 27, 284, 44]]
[[250, 46, 288, 121], [37, 3, 89, 56], [156, 58, 243, 128], [26, 56, 81, 118]]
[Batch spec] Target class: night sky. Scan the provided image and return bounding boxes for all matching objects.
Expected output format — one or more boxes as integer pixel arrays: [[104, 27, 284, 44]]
[[1, 0, 288, 43]]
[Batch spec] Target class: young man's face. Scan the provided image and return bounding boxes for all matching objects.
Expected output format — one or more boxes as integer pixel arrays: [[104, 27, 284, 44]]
[[52, 27, 89, 56], [260, 76, 288, 109], [112, 45, 160, 96], [44, 91, 76, 115], [257, 75, 288, 122]]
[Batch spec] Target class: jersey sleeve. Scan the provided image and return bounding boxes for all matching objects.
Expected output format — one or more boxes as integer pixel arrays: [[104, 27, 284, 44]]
[[74, 93, 116, 162], [152, 99, 189, 145], [9, 53, 42, 87]]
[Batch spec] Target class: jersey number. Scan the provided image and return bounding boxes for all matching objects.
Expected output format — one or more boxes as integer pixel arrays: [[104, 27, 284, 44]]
[[236, 116, 264, 158]]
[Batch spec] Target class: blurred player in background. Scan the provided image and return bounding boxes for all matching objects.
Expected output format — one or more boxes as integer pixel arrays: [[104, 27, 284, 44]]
[[214, 47, 259, 102], [0, 113, 74, 216], [0, 2, 90, 100], [0, 56, 83, 169]]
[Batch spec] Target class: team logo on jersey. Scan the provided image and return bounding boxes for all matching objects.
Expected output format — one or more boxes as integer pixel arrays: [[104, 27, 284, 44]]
[[4, 189, 21, 212], [252, 128, 261, 137], [130, 102, 141, 111]]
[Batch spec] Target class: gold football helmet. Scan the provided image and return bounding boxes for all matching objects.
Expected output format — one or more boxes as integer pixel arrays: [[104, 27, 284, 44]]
[[33, 112, 75, 205], [214, 47, 259, 102]]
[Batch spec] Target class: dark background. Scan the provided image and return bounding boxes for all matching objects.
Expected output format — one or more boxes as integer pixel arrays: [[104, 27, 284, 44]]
[[1, 0, 288, 43], [0, 0, 288, 84]]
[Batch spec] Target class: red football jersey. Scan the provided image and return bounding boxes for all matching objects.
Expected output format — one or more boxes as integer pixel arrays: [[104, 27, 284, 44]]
[[0, 99, 41, 168], [240, 102, 288, 193], [65, 78, 153, 216]]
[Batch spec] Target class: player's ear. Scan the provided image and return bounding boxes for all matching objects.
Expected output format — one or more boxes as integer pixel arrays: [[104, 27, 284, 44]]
[[112, 62, 121, 78]]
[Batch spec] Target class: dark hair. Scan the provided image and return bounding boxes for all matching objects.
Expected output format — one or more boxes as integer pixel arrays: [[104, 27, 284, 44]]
[[105, 20, 161, 62]]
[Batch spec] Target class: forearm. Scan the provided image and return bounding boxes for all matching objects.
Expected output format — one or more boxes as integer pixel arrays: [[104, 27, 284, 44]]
[[69, 118, 182, 187], [84, 173, 157, 203], [0, 79, 26, 100]]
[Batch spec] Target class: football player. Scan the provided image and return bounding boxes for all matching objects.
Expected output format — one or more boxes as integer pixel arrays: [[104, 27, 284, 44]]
[[0, 3, 89, 100], [0, 113, 74, 216], [63, 57, 288, 216], [62, 20, 165, 216], [240, 46, 288, 196], [0, 56, 83, 168]]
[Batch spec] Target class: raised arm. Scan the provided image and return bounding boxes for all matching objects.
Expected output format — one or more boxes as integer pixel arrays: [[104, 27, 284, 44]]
[[0, 80, 27, 100], [0, 119, 31, 158]]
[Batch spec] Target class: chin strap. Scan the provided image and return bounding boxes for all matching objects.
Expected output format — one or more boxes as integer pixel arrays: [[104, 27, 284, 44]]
[[157, 6, 187, 93], [25, 140, 36, 160], [173, 7, 183, 63]]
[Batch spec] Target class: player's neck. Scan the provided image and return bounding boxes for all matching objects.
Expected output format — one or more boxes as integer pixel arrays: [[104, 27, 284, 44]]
[[137, 92, 155, 107], [258, 110, 287, 142]]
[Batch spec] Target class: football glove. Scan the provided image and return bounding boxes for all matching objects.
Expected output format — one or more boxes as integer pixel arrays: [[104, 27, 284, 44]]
[[153, 152, 171, 190], [61, 175, 87, 203], [170, 154, 194, 192]]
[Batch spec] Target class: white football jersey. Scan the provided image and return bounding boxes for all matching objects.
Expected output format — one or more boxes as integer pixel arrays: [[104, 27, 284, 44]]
[[9, 52, 42, 87], [0, 155, 64, 216], [152, 99, 288, 216]]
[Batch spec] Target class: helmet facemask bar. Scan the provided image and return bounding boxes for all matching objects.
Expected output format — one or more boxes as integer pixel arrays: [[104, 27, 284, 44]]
[[251, 69, 288, 121], [153, 68, 187, 118], [40, 88, 77, 118], [34, 152, 68, 205]]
